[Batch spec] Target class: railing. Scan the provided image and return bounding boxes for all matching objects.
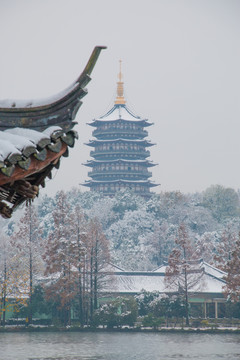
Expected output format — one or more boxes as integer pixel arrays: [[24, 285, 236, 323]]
[[90, 149, 150, 158], [88, 169, 152, 178], [92, 128, 148, 139]]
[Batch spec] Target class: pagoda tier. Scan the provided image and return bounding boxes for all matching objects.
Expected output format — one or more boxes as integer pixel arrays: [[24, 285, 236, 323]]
[[83, 62, 158, 197]]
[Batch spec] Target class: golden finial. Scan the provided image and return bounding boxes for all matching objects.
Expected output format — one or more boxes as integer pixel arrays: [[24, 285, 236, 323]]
[[115, 60, 126, 105]]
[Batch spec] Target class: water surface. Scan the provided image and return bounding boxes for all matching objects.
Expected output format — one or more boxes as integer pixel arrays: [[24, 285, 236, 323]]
[[1, 331, 240, 360]]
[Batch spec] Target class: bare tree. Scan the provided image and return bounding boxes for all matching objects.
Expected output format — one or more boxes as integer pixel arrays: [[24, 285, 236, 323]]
[[44, 191, 76, 326], [165, 223, 204, 326], [214, 225, 238, 271], [85, 218, 110, 322], [12, 204, 42, 324], [224, 232, 240, 301]]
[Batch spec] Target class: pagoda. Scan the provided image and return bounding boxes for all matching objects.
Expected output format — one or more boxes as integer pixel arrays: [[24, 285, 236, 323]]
[[83, 61, 158, 197]]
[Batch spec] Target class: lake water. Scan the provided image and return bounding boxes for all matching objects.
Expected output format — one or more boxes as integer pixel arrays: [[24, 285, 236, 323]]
[[1, 331, 240, 360]]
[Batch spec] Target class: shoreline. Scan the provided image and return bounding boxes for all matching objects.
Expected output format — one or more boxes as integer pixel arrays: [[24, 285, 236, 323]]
[[0, 326, 240, 334]]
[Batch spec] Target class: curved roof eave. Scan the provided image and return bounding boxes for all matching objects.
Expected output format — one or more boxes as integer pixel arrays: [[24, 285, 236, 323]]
[[0, 46, 107, 132], [92, 104, 149, 123]]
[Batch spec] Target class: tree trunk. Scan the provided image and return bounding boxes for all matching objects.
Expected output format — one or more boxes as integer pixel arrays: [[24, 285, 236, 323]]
[[2, 259, 7, 326], [94, 239, 99, 310], [183, 247, 189, 326], [77, 220, 83, 325], [184, 263, 189, 326], [28, 206, 33, 325], [90, 247, 94, 321]]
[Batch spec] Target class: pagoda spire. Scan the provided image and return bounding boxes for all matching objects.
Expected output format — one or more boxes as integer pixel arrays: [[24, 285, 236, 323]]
[[115, 60, 126, 105]]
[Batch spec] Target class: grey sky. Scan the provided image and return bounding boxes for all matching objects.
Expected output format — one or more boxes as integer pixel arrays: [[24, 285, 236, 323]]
[[0, 0, 240, 196]]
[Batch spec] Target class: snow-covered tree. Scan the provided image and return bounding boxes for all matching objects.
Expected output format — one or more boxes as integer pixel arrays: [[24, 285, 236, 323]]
[[12, 204, 43, 324], [112, 189, 145, 219], [202, 185, 240, 221], [195, 231, 220, 264], [106, 208, 155, 270], [0, 233, 27, 325]]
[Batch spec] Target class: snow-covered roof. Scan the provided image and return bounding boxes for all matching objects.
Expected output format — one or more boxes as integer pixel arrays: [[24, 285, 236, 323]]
[[0, 127, 59, 162], [201, 261, 226, 280], [0, 46, 106, 112], [106, 274, 167, 293], [101, 261, 226, 295], [0, 46, 106, 135], [0, 125, 78, 219], [93, 104, 148, 123], [153, 264, 168, 273], [0, 131, 36, 154], [0, 83, 79, 109]]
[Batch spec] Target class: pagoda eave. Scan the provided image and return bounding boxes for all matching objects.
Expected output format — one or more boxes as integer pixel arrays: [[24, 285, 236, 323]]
[[83, 179, 159, 187], [86, 138, 155, 147], [83, 159, 158, 167], [89, 119, 152, 127]]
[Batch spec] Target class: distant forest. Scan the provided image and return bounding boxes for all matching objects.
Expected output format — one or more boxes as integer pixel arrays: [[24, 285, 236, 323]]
[[4, 184, 240, 272]]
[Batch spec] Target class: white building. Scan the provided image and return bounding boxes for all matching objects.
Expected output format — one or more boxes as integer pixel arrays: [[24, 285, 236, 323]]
[[101, 261, 227, 319]]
